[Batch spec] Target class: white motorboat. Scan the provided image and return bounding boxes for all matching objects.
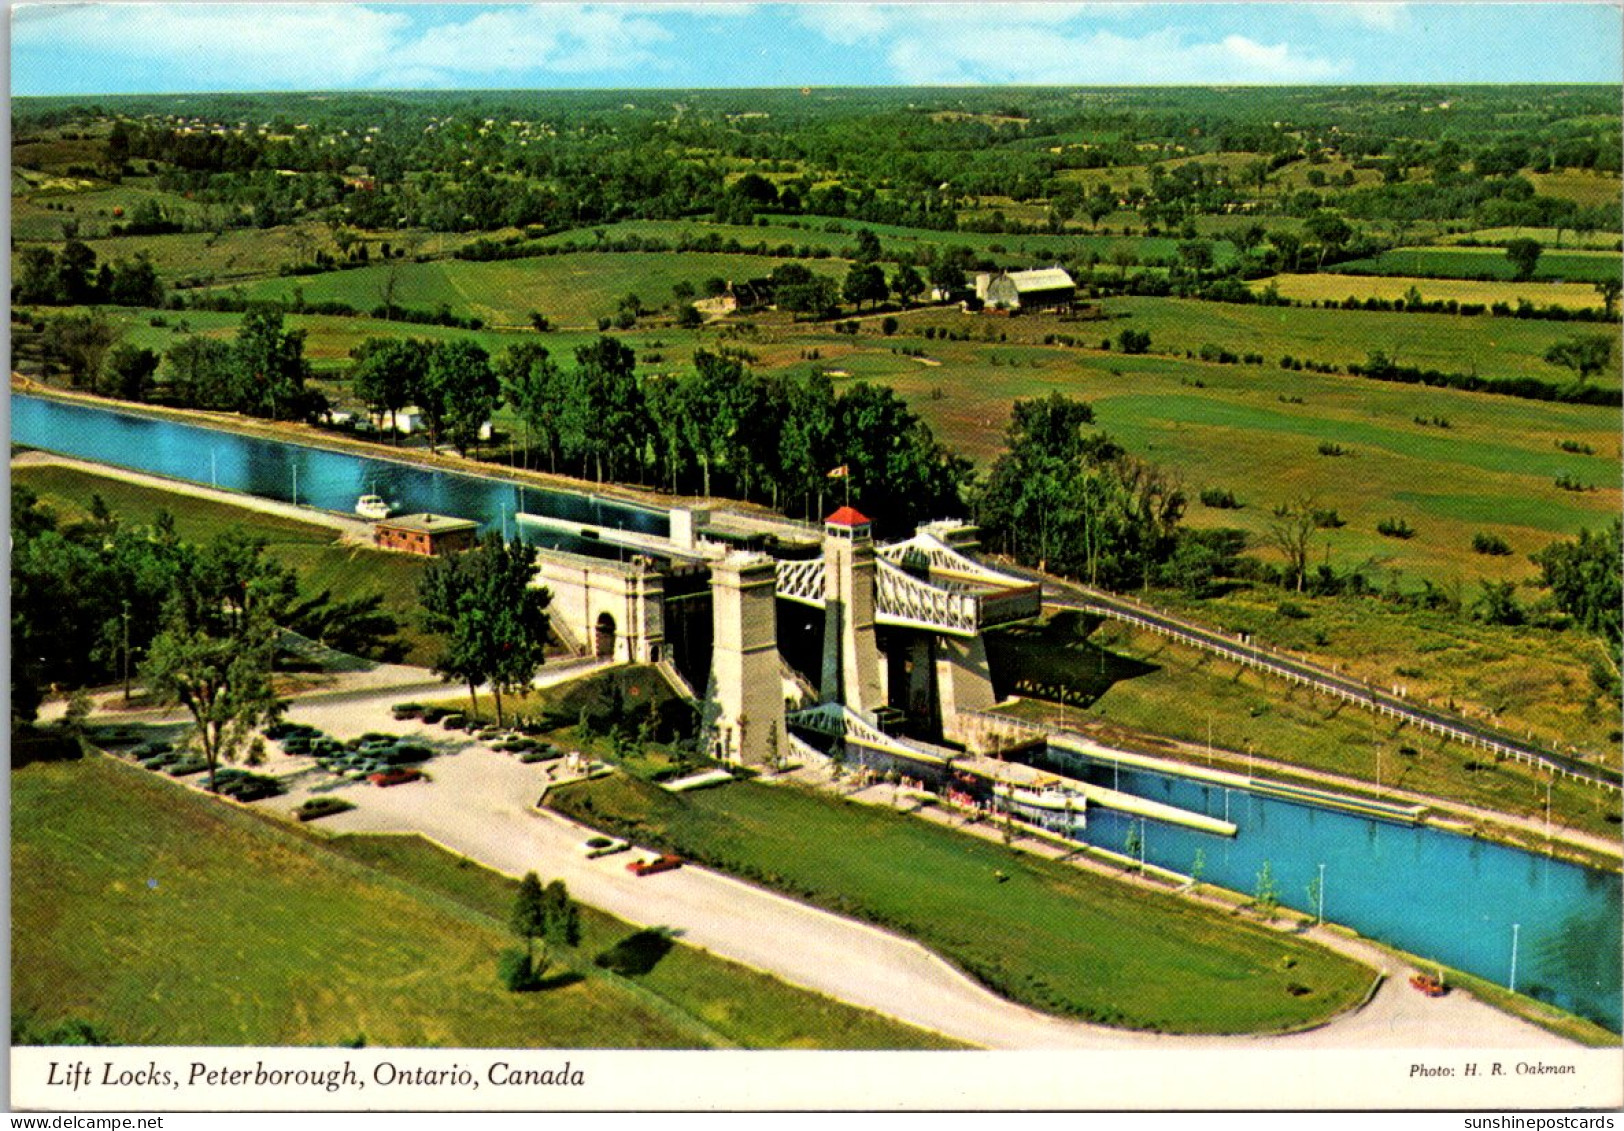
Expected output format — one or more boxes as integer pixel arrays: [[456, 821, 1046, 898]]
[[355, 494, 392, 521]]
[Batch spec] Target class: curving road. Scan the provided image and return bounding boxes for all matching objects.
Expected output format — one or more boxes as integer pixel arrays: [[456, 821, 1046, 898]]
[[247, 682, 1575, 1052]]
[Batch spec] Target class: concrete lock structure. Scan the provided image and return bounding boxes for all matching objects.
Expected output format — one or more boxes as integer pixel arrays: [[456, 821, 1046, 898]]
[[521, 505, 1040, 766]]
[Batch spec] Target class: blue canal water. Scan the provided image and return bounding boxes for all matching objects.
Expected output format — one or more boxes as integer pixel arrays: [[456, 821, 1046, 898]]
[[11, 394, 667, 547], [1041, 747, 1622, 1032]]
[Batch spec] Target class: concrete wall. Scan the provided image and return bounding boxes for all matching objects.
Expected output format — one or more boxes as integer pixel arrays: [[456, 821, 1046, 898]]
[[532, 548, 667, 664]]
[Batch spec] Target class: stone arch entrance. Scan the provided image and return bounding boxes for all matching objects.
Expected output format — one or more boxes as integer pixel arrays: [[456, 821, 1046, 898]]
[[594, 611, 617, 659]]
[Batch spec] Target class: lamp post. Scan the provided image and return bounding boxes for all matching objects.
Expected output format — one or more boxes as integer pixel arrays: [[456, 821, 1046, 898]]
[[1509, 922, 1521, 993], [121, 600, 132, 704]]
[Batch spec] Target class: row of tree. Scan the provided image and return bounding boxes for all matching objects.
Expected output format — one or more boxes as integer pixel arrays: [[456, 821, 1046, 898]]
[[14, 241, 165, 307]]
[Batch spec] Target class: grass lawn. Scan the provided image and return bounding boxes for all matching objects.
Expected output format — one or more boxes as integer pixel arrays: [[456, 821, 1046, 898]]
[[547, 774, 1375, 1034], [986, 613, 1623, 844], [11, 462, 435, 666], [10, 754, 956, 1049], [323, 834, 960, 1049]]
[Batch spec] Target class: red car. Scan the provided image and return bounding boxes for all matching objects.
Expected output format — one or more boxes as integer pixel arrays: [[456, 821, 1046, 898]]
[[369, 768, 424, 787], [626, 854, 683, 877]]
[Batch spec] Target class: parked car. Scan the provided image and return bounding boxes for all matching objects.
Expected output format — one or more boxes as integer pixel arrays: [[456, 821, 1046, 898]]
[[369, 768, 424, 787], [626, 854, 683, 877]]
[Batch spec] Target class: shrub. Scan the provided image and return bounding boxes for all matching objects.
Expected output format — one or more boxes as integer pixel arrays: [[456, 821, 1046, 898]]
[[498, 948, 541, 992], [1316, 441, 1349, 457], [1199, 487, 1241, 509], [1277, 601, 1310, 620], [1376, 517, 1416, 539], [1310, 508, 1346, 529], [295, 797, 356, 822], [595, 929, 676, 977], [1472, 532, 1513, 556], [1557, 439, 1595, 455], [880, 316, 899, 336]]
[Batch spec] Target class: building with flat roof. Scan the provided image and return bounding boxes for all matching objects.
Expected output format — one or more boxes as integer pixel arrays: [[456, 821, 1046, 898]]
[[373, 513, 479, 556]]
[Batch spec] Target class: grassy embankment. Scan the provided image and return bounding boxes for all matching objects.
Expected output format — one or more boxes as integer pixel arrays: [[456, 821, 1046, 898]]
[[11, 754, 959, 1049], [986, 612, 1623, 846], [11, 462, 436, 667], [547, 773, 1375, 1035]]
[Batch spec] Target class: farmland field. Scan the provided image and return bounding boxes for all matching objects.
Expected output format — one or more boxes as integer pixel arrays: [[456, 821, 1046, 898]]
[[1335, 246, 1623, 285], [225, 251, 814, 329], [1255, 272, 1608, 313]]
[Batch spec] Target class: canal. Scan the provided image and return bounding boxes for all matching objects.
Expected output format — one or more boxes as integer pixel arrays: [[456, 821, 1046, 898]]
[[11, 394, 667, 547], [1041, 747, 1623, 1033]]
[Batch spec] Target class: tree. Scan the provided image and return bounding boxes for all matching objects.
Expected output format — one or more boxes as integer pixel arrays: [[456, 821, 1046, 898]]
[[676, 303, 703, 329], [1304, 211, 1353, 270], [567, 336, 644, 483], [42, 311, 120, 388], [163, 335, 236, 410], [418, 534, 552, 726], [1594, 279, 1621, 319], [424, 339, 499, 456], [1268, 497, 1318, 592], [101, 344, 159, 401], [1530, 519, 1622, 656], [852, 228, 882, 264], [231, 307, 311, 421], [511, 872, 546, 963], [496, 342, 566, 471], [1254, 860, 1280, 917], [139, 533, 288, 792], [350, 337, 427, 441], [1544, 335, 1614, 384], [1505, 237, 1543, 282], [890, 264, 925, 306], [842, 263, 888, 311], [539, 879, 581, 962]]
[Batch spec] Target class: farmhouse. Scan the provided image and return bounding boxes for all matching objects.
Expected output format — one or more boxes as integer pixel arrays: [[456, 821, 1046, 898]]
[[373, 513, 479, 557], [975, 267, 1076, 313]]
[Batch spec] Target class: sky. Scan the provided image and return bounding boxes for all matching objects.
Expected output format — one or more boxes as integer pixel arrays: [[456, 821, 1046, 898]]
[[9, 2, 1623, 96]]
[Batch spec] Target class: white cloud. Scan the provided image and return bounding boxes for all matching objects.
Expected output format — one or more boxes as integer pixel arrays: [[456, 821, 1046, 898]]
[[389, 5, 673, 79], [16, 4, 411, 89], [794, 4, 1346, 84], [1331, 2, 1410, 31]]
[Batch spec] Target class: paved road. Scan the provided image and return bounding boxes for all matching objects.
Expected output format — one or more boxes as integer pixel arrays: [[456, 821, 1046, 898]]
[[238, 683, 1574, 1052]]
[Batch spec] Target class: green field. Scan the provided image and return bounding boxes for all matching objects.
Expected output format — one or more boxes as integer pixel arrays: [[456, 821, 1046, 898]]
[[11, 462, 436, 666], [799, 314, 1620, 583], [1103, 295, 1622, 386], [548, 774, 1375, 1034], [1336, 246, 1623, 285], [1259, 272, 1608, 313], [226, 251, 814, 329], [989, 613, 1623, 841], [11, 754, 957, 1048]]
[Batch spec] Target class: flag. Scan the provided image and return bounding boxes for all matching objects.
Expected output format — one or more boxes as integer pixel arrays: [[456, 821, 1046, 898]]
[[826, 465, 849, 479]]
